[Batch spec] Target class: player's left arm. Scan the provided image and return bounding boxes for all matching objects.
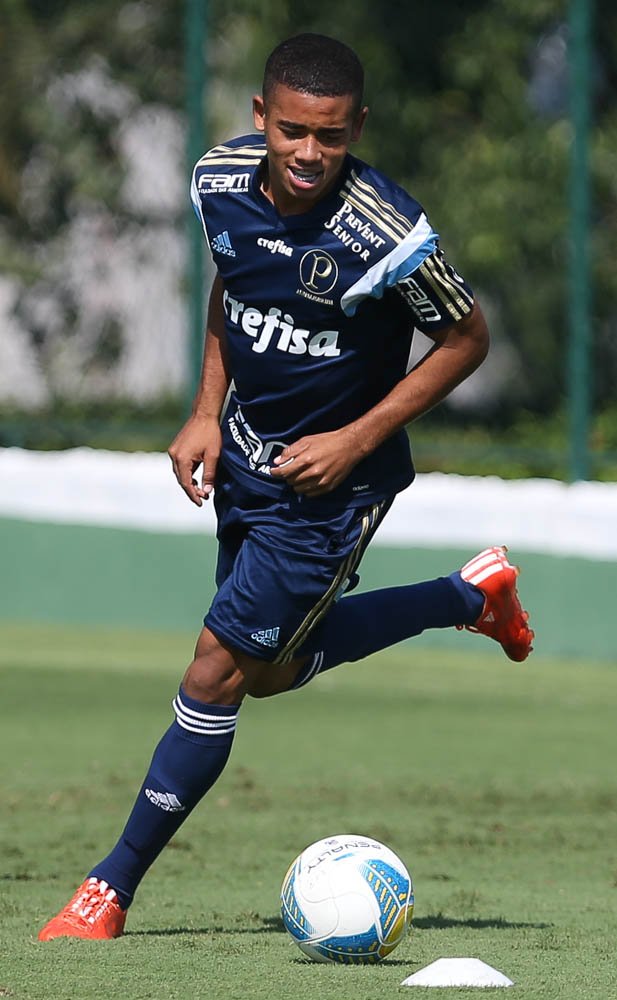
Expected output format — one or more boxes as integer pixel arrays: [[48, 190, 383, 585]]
[[271, 301, 489, 497]]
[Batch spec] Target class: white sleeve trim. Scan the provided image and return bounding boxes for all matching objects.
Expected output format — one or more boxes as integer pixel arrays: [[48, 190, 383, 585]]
[[190, 168, 208, 238], [340, 214, 438, 317]]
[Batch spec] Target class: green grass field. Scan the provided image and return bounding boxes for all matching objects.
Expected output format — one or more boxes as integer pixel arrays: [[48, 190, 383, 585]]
[[2, 623, 617, 999]]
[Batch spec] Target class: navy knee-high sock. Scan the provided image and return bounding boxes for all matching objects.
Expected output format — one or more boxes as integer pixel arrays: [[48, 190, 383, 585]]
[[292, 573, 483, 688], [90, 688, 239, 908]]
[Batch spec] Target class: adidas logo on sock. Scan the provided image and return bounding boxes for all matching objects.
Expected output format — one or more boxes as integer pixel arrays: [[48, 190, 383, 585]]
[[145, 789, 185, 812]]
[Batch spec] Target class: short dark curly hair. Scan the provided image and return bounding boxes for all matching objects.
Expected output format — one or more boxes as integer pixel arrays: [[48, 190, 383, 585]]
[[263, 33, 364, 112]]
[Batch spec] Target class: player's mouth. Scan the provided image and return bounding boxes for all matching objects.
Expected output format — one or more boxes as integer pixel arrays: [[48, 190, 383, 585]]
[[288, 166, 323, 190]]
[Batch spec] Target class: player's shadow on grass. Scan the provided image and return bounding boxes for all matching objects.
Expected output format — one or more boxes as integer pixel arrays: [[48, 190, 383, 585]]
[[127, 914, 553, 938], [291, 957, 412, 967], [414, 914, 552, 930], [126, 915, 286, 937]]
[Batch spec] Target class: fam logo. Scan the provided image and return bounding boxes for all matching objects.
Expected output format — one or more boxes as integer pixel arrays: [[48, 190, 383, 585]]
[[197, 172, 250, 195], [298, 250, 338, 303], [396, 276, 441, 323]]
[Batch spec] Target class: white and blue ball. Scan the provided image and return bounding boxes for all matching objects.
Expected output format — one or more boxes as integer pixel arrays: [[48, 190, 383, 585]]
[[280, 834, 413, 964]]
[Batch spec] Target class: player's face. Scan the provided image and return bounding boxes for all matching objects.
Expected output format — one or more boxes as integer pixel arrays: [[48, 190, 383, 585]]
[[253, 84, 367, 215]]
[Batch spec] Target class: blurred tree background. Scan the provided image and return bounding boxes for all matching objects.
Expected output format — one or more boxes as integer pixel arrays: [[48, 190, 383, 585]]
[[1, 0, 615, 477]]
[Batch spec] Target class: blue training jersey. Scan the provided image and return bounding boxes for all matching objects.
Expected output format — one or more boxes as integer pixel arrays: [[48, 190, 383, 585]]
[[191, 134, 474, 507]]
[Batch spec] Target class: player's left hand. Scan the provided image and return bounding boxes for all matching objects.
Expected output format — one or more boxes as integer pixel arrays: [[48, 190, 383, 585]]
[[271, 430, 361, 496]]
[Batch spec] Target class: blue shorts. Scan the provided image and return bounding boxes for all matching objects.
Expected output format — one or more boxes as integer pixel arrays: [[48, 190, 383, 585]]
[[204, 467, 392, 664]]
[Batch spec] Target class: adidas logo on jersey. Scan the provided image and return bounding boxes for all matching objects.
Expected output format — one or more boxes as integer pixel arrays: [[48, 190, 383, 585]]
[[251, 627, 281, 649], [145, 789, 186, 812], [211, 230, 236, 257]]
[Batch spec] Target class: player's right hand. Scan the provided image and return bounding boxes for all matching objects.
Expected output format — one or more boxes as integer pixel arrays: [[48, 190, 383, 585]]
[[168, 415, 222, 506]]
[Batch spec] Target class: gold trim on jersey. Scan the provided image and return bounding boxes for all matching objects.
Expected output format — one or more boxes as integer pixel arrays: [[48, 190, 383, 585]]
[[418, 261, 461, 321], [431, 253, 474, 311], [196, 143, 266, 168], [275, 503, 383, 666], [340, 172, 413, 244], [196, 157, 264, 168], [341, 188, 410, 245], [349, 170, 415, 234], [419, 254, 473, 321]]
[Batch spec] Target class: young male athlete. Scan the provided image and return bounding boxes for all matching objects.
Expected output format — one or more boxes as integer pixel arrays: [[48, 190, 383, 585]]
[[39, 33, 533, 941]]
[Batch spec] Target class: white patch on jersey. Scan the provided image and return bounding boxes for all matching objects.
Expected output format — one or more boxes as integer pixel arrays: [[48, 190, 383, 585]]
[[340, 214, 437, 317]]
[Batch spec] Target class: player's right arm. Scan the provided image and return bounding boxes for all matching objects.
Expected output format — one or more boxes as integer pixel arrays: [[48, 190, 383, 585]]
[[168, 273, 230, 506]]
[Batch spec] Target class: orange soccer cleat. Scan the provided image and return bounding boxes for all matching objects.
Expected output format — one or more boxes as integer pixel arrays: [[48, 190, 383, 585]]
[[38, 877, 126, 941], [457, 546, 534, 662]]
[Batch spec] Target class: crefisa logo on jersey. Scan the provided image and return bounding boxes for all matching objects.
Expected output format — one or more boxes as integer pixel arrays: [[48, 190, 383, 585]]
[[297, 249, 338, 306], [257, 236, 293, 258], [222, 290, 341, 358]]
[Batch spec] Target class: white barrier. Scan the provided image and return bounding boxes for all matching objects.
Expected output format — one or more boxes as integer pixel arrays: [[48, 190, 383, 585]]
[[1, 447, 616, 560]]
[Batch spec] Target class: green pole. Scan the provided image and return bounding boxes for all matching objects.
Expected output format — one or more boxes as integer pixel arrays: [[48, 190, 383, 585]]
[[567, 0, 593, 481], [185, 0, 207, 410]]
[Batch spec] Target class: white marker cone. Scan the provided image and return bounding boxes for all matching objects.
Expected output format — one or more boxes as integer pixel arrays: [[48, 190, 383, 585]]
[[401, 957, 514, 988]]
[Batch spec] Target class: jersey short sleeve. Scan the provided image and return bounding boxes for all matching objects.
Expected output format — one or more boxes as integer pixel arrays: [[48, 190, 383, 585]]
[[336, 164, 474, 332]]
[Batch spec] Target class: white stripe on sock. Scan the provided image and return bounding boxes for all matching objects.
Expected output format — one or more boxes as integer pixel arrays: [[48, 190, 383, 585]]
[[175, 716, 237, 736], [173, 696, 238, 735], [174, 694, 238, 724], [173, 706, 236, 730]]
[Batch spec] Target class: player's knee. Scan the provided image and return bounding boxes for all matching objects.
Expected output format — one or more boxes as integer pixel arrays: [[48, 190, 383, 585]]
[[182, 643, 246, 706]]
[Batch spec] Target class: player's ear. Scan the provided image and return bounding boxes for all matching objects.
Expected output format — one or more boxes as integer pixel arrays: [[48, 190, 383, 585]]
[[351, 106, 368, 143], [253, 95, 266, 132]]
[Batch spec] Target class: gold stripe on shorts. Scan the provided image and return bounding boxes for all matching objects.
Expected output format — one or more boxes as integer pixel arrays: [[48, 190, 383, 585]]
[[274, 503, 383, 665]]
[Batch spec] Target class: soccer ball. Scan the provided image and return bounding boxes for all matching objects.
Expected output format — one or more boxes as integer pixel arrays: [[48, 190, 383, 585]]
[[280, 833, 414, 964]]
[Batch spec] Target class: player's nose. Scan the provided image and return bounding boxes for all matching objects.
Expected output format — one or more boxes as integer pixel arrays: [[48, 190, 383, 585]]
[[295, 136, 322, 164]]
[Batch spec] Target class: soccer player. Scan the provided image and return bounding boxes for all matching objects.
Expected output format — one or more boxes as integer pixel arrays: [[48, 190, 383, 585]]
[[39, 33, 533, 941]]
